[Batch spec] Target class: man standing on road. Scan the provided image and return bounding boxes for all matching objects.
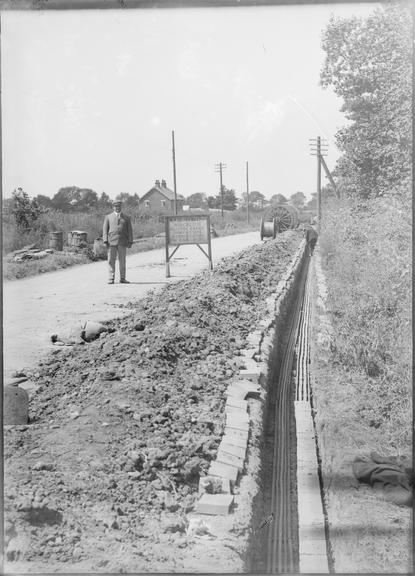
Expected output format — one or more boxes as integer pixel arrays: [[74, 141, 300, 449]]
[[103, 197, 133, 284]]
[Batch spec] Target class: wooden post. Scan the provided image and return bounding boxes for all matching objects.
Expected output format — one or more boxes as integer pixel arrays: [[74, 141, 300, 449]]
[[172, 130, 177, 215], [317, 136, 321, 231], [220, 162, 224, 220], [246, 161, 250, 224], [207, 215, 213, 270], [165, 217, 170, 277]]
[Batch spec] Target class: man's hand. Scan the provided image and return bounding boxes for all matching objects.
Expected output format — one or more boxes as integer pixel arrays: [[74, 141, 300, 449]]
[[127, 242, 133, 249]]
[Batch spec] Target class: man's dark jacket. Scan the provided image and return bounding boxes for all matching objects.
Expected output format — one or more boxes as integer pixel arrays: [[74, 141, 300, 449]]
[[103, 212, 133, 247]]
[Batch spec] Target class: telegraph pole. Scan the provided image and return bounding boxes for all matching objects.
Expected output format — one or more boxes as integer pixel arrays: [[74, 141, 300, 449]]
[[246, 161, 250, 224], [172, 130, 178, 215], [317, 136, 321, 226], [309, 136, 328, 231], [214, 162, 227, 220]]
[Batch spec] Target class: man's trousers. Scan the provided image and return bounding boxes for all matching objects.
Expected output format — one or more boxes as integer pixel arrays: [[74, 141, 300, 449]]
[[108, 245, 127, 281]]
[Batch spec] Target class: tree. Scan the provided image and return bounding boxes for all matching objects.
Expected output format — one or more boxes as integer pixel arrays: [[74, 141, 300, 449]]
[[208, 187, 237, 210], [270, 194, 288, 205], [34, 194, 54, 210], [51, 187, 76, 212], [78, 189, 99, 211], [305, 193, 317, 210], [97, 192, 112, 212], [187, 192, 207, 209], [114, 192, 140, 211], [11, 187, 42, 230], [289, 191, 306, 209], [320, 4, 412, 199], [207, 195, 220, 209], [248, 191, 265, 209], [222, 187, 237, 210], [51, 186, 99, 212]]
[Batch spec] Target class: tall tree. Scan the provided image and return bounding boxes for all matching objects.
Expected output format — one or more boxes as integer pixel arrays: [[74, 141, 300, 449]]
[[305, 193, 317, 210], [320, 3, 412, 199], [52, 187, 78, 212], [186, 192, 207, 209], [246, 190, 265, 209], [270, 193, 288, 205], [34, 194, 54, 210], [208, 187, 237, 210], [114, 192, 140, 210], [97, 192, 112, 212], [207, 195, 220, 209], [51, 187, 99, 212], [289, 191, 306, 209], [78, 189, 99, 211], [222, 187, 237, 211], [11, 188, 42, 230]]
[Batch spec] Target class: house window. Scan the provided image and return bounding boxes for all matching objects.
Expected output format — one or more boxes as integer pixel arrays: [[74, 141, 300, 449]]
[[145, 200, 150, 208], [161, 200, 166, 208]]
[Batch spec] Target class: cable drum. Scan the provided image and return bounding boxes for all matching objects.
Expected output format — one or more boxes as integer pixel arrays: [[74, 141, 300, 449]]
[[265, 204, 299, 233], [260, 217, 278, 240]]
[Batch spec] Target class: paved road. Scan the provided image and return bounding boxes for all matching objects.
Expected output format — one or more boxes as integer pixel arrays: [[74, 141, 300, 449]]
[[3, 232, 261, 379]]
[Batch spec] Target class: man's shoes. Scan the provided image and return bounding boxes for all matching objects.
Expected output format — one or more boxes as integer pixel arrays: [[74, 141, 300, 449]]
[[108, 280, 114, 284], [120, 279, 130, 284]]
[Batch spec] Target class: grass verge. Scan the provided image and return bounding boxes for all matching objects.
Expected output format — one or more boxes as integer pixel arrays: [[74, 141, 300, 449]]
[[310, 196, 412, 572]]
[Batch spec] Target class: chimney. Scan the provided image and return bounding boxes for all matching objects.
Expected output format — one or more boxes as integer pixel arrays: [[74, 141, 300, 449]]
[[161, 179, 166, 188], [155, 179, 160, 187]]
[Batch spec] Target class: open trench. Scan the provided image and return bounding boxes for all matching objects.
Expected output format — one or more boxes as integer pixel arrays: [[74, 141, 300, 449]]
[[246, 250, 328, 573]]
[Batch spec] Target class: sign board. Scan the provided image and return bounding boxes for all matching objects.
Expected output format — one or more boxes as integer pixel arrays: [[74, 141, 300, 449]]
[[165, 214, 212, 277], [167, 215, 209, 245]]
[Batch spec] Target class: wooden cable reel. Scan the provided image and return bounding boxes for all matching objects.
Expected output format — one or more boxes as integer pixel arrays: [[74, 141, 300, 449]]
[[260, 203, 299, 240], [271, 204, 299, 231], [260, 217, 278, 240]]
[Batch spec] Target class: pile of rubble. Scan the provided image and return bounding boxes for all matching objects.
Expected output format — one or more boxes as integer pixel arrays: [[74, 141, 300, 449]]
[[4, 231, 302, 573], [9, 245, 55, 262]]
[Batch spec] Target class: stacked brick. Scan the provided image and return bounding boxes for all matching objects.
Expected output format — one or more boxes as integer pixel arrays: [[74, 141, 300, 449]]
[[195, 240, 307, 516]]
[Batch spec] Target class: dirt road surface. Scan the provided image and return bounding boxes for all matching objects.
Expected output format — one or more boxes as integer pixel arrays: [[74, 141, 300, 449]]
[[3, 232, 260, 380]]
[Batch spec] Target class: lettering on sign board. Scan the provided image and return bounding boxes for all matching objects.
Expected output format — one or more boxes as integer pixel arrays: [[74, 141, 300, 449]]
[[167, 216, 209, 245]]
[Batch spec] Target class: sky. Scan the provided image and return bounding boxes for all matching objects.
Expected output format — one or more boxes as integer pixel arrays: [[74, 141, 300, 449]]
[[2, 3, 378, 202]]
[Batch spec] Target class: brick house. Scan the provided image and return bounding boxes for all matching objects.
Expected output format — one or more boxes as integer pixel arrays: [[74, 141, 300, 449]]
[[139, 180, 183, 214]]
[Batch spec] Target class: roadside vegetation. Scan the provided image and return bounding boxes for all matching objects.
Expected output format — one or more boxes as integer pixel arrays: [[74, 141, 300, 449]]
[[2, 207, 263, 281], [3, 183, 314, 281], [312, 3, 412, 572]]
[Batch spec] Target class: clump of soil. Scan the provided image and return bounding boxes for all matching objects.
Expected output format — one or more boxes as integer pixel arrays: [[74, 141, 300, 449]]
[[4, 232, 301, 573]]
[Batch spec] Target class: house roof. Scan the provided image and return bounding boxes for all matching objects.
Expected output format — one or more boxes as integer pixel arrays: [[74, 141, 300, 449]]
[[141, 181, 176, 202]]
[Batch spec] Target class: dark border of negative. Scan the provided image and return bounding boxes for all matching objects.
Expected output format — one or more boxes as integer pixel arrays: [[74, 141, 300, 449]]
[[0, 0, 382, 12]]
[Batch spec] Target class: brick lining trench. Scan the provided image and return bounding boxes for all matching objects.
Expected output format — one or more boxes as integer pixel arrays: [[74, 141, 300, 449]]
[[243, 244, 329, 573]]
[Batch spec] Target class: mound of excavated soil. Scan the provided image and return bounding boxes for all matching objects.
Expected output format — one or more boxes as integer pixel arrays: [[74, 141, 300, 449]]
[[4, 231, 302, 573]]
